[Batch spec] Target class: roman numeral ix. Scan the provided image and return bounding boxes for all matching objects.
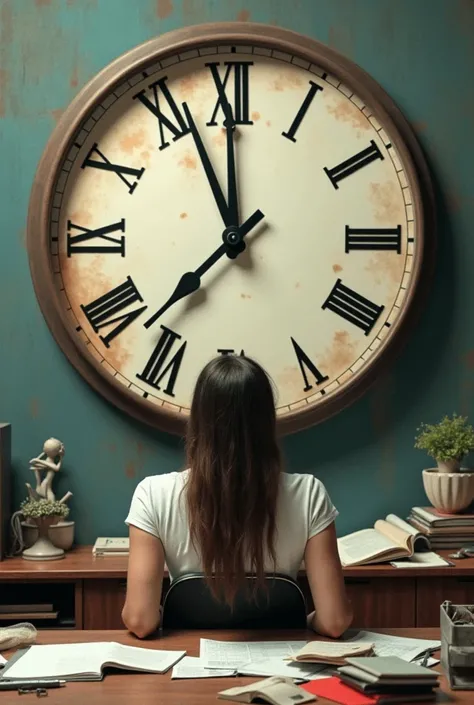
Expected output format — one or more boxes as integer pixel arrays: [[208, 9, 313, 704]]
[[81, 143, 144, 193], [322, 279, 384, 336], [67, 219, 126, 256], [324, 140, 384, 189], [81, 276, 146, 348], [206, 61, 253, 126], [137, 326, 187, 398], [133, 76, 190, 151], [291, 338, 328, 393]]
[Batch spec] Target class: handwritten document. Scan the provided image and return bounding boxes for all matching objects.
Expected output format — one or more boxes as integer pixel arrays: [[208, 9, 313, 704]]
[[348, 631, 440, 662], [200, 640, 307, 669]]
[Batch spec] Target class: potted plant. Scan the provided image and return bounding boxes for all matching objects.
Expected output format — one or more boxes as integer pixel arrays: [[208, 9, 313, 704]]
[[20, 499, 70, 561], [415, 414, 474, 513]]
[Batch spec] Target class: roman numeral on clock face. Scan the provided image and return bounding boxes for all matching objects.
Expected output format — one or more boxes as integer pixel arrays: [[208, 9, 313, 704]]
[[282, 80, 323, 143], [322, 279, 384, 335], [345, 225, 402, 253], [67, 219, 126, 256], [137, 326, 186, 397], [133, 76, 190, 151], [324, 140, 384, 189], [206, 61, 253, 126], [80, 276, 146, 348], [81, 143, 144, 193], [291, 338, 328, 392]]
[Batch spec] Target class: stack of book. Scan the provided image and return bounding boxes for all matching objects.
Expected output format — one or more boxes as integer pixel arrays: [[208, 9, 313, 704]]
[[336, 656, 440, 702], [92, 537, 129, 557], [408, 506, 474, 550]]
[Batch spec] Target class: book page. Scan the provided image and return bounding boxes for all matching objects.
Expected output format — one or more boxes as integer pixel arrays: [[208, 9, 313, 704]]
[[107, 643, 185, 673], [390, 551, 451, 568], [2, 642, 107, 679], [238, 658, 329, 680], [200, 640, 306, 669], [374, 519, 413, 551], [337, 528, 398, 565], [172, 656, 235, 679], [293, 641, 373, 661], [385, 513, 419, 536]]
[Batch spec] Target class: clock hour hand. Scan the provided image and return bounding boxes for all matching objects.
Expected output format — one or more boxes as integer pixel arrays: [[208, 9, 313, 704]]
[[221, 99, 239, 226], [183, 102, 231, 227], [144, 209, 264, 329]]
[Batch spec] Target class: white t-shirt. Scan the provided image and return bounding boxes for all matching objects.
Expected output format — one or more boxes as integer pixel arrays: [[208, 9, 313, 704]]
[[125, 470, 338, 581]]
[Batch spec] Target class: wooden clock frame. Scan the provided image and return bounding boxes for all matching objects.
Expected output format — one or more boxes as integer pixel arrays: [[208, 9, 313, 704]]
[[27, 23, 435, 436]]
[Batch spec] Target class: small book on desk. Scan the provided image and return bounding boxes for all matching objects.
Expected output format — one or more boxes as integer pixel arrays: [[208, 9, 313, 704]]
[[92, 537, 129, 556], [290, 640, 374, 665], [218, 676, 316, 705], [337, 514, 431, 567], [1, 642, 185, 682]]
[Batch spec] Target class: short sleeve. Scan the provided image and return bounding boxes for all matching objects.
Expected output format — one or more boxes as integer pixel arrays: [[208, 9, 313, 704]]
[[125, 477, 160, 539], [308, 477, 339, 539]]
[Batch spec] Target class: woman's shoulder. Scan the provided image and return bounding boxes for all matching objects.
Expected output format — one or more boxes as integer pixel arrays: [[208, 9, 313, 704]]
[[137, 469, 189, 493], [281, 471, 326, 492]]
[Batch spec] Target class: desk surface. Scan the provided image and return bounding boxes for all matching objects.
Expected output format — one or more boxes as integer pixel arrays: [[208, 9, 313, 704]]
[[1, 628, 466, 704], [1, 545, 473, 579]]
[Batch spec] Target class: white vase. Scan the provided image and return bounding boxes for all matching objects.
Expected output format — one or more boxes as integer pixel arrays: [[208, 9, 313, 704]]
[[422, 468, 474, 514], [21, 520, 75, 551], [22, 517, 65, 561]]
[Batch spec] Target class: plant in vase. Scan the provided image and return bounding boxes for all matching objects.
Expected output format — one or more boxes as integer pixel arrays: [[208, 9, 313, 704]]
[[21, 499, 70, 561], [415, 414, 474, 514]]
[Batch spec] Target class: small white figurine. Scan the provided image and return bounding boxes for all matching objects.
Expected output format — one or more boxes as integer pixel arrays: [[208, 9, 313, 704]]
[[26, 438, 67, 502]]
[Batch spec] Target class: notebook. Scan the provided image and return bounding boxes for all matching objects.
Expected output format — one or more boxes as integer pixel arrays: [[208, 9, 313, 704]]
[[291, 640, 374, 665], [1, 642, 185, 682], [218, 676, 316, 705], [302, 677, 440, 704], [344, 656, 436, 679], [338, 664, 439, 687]]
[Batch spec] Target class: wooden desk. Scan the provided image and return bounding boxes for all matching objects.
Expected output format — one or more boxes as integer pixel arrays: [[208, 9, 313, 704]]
[[1, 628, 467, 704], [1, 547, 474, 629]]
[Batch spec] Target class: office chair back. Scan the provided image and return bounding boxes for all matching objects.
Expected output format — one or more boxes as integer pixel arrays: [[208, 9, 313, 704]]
[[161, 573, 307, 629]]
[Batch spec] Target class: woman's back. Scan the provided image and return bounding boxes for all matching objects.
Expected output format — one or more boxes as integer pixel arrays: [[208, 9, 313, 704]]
[[126, 469, 338, 581]]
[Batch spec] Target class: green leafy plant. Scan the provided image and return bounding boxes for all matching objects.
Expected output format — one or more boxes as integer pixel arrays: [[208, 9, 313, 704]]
[[21, 499, 70, 520], [415, 414, 474, 467]]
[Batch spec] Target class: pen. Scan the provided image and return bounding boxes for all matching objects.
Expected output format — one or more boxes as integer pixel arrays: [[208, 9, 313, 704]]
[[0, 679, 66, 690]]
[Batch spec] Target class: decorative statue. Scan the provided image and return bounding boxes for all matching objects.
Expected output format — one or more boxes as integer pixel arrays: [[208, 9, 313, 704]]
[[26, 438, 70, 503]]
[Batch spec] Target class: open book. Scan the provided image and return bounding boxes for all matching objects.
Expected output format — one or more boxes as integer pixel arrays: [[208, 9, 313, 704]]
[[337, 514, 430, 567], [290, 640, 374, 666], [1, 642, 185, 682], [218, 676, 315, 705]]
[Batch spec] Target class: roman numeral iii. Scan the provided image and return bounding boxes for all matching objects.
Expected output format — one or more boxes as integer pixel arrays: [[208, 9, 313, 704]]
[[206, 61, 253, 126], [81, 276, 147, 348], [291, 338, 328, 392], [324, 140, 383, 189], [345, 225, 402, 253], [67, 219, 126, 256], [137, 326, 187, 398], [81, 144, 144, 193], [133, 76, 190, 151], [322, 279, 384, 335]]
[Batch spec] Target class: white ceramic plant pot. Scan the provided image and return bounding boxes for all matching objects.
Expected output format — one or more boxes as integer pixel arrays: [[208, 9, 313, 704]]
[[422, 468, 474, 514], [22, 520, 75, 551], [22, 517, 65, 561]]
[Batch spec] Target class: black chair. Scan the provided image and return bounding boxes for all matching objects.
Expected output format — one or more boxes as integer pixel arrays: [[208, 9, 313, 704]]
[[161, 573, 307, 629]]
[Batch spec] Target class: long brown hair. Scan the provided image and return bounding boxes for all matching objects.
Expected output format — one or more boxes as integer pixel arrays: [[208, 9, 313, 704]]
[[185, 355, 281, 606]]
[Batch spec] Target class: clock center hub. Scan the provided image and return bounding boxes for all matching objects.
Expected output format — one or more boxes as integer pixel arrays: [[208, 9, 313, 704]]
[[222, 225, 246, 258]]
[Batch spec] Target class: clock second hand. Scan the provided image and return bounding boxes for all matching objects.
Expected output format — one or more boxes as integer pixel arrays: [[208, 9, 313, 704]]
[[144, 209, 264, 329]]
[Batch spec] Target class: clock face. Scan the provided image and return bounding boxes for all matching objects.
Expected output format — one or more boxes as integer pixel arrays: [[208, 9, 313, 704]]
[[29, 26, 431, 434]]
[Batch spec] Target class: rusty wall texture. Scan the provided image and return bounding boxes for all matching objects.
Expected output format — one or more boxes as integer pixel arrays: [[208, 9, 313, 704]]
[[0, 0, 473, 543]]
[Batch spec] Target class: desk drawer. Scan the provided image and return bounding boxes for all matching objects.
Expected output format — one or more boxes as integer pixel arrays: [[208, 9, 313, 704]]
[[345, 577, 416, 628], [83, 579, 127, 629], [416, 577, 474, 627]]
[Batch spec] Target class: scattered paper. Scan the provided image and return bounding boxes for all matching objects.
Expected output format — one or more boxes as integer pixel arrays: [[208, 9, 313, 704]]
[[391, 551, 451, 568], [200, 639, 307, 669], [347, 631, 440, 663], [238, 658, 331, 681], [172, 656, 235, 679]]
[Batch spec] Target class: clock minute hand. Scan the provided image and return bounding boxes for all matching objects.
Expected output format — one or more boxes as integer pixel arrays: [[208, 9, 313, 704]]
[[183, 102, 231, 227], [221, 98, 239, 227], [144, 209, 264, 329]]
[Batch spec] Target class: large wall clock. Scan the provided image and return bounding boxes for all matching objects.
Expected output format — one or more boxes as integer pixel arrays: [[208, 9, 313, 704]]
[[27, 23, 434, 435]]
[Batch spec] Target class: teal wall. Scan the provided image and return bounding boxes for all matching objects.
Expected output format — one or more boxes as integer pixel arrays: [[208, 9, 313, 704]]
[[1, 0, 473, 544]]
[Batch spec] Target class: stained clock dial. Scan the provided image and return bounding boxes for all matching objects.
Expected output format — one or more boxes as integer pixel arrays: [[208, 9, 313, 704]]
[[30, 29, 428, 434]]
